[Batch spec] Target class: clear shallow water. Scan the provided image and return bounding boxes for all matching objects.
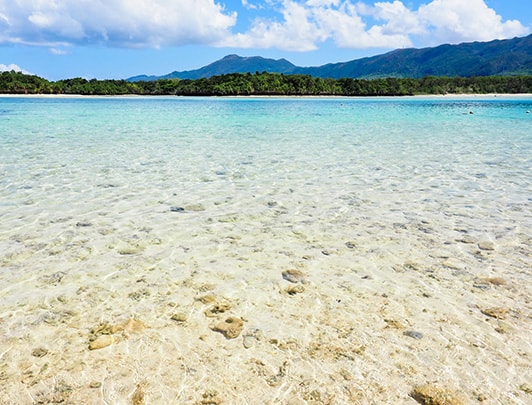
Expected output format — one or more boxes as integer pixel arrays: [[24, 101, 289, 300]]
[[2, 96, 530, 201], [0, 96, 531, 403], [1, 96, 530, 255]]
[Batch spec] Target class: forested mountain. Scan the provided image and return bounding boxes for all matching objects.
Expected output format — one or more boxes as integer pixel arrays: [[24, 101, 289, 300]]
[[128, 54, 296, 81], [300, 34, 532, 79], [128, 34, 532, 81]]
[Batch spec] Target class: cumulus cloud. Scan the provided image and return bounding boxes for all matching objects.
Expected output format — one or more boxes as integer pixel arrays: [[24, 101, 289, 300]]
[[222, 0, 528, 51], [221, 0, 412, 50], [0, 63, 31, 74], [0, 0, 237, 47], [225, 1, 328, 51], [0, 0, 528, 52], [417, 0, 527, 44]]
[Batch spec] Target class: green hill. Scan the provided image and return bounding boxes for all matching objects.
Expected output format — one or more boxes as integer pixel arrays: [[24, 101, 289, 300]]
[[127, 34, 532, 81]]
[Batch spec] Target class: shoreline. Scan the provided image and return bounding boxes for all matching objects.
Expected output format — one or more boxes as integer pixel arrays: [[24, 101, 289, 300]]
[[1, 93, 532, 100]]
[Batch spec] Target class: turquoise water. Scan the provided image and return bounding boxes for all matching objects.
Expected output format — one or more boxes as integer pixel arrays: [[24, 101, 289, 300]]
[[0, 96, 531, 403], [1, 96, 530, 251]]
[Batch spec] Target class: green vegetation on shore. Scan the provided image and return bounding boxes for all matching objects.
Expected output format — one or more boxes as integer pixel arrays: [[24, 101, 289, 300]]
[[2, 70, 532, 96]]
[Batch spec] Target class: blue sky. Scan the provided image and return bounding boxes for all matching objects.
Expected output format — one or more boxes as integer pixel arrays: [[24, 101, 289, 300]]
[[1, 0, 530, 80]]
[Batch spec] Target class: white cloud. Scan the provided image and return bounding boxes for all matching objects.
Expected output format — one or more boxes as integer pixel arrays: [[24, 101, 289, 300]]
[[313, 2, 412, 48], [0, 0, 237, 47], [221, 0, 415, 50], [417, 0, 528, 44], [221, 0, 528, 51], [50, 47, 69, 55], [223, 1, 327, 51], [0, 0, 528, 52], [0, 63, 31, 74], [372, 1, 424, 36]]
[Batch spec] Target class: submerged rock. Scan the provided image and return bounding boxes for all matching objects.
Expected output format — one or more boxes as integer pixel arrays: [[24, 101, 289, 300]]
[[473, 277, 506, 289], [284, 285, 305, 295], [410, 384, 463, 405], [88, 318, 146, 350], [404, 330, 424, 340], [196, 294, 217, 304], [282, 269, 307, 283], [204, 300, 232, 317], [184, 204, 205, 212], [132, 384, 146, 405], [457, 235, 476, 244], [243, 335, 256, 349], [117, 245, 144, 255], [170, 312, 188, 323], [478, 241, 495, 251], [495, 320, 513, 334], [243, 329, 263, 349], [211, 316, 244, 339], [480, 307, 508, 319], [89, 335, 114, 350], [31, 347, 49, 357], [122, 318, 146, 336]]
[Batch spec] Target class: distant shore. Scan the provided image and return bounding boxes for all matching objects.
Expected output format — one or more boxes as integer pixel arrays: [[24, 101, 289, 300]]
[[2, 93, 532, 99]]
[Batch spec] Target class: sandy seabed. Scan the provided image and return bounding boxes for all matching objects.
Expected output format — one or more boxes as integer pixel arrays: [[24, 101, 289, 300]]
[[0, 94, 531, 404], [0, 190, 530, 405]]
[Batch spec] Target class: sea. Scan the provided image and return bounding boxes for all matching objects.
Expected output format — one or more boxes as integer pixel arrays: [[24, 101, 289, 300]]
[[0, 95, 531, 403]]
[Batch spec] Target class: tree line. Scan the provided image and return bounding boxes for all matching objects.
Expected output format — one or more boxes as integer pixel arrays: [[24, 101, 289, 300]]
[[1, 70, 532, 96]]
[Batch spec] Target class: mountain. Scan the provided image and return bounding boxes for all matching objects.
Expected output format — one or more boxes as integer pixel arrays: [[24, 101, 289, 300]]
[[127, 54, 296, 81], [127, 34, 532, 81], [298, 34, 532, 79]]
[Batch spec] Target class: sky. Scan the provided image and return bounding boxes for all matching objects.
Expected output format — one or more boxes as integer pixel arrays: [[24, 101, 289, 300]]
[[0, 0, 531, 81]]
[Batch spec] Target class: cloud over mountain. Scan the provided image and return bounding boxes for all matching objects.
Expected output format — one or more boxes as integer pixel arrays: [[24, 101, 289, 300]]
[[0, 63, 30, 74], [222, 0, 528, 50], [0, 0, 528, 52]]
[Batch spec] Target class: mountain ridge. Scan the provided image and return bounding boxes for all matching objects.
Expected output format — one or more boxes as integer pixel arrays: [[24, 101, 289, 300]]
[[127, 34, 532, 81]]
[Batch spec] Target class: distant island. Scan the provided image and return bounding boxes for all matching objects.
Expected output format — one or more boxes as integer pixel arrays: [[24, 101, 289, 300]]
[[1, 34, 532, 96]]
